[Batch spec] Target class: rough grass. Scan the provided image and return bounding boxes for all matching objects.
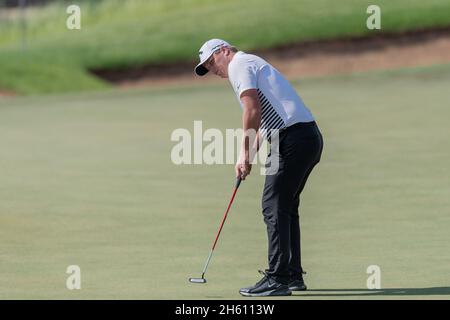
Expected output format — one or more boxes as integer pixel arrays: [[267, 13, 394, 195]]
[[1, 0, 450, 94]]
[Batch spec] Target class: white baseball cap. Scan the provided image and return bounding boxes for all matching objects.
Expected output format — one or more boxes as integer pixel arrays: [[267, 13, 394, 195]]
[[194, 39, 231, 76]]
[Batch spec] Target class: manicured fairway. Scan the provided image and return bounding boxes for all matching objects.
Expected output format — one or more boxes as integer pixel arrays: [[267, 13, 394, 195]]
[[0, 65, 449, 299]]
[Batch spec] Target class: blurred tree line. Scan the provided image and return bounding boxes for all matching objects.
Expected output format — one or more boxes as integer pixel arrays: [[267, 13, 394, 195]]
[[1, 0, 59, 7]]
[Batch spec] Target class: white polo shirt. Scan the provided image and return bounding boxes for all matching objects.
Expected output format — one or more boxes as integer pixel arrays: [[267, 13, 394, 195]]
[[228, 51, 314, 139]]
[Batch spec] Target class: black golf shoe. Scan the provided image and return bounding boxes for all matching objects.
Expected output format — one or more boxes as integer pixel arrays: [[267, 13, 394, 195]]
[[239, 270, 292, 297], [288, 278, 307, 291], [288, 271, 307, 291], [239, 272, 270, 294]]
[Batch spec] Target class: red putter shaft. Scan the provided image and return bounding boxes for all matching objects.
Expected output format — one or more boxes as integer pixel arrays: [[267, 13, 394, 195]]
[[189, 177, 242, 284], [211, 177, 242, 251]]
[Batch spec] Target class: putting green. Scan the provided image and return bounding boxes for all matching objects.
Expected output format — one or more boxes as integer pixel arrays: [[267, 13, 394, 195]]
[[0, 65, 449, 299]]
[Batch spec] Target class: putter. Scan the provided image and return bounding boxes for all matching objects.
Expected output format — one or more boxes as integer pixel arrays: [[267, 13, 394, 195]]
[[189, 177, 242, 284]]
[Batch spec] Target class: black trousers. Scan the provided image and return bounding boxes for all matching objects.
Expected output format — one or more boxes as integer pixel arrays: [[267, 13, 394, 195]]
[[262, 121, 323, 283]]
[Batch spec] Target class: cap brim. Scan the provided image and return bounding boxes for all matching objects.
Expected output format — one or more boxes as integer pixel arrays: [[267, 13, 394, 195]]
[[194, 50, 215, 76], [195, 64, 209, 76]]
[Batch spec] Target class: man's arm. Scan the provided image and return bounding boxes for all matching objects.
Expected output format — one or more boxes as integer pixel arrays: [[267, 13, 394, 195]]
[[236, 89, 261, 179]]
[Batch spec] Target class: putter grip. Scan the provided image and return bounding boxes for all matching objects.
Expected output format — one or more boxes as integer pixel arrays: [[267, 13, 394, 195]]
[[235, 176, 242, 189]]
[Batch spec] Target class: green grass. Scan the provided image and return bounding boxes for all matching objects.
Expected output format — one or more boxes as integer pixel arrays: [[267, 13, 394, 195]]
[[0, 64, 449, 299], [1, 0, 450, 94]]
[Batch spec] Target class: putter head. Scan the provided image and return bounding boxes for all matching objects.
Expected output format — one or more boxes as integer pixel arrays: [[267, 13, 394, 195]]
[[189, 277, 207, 284]]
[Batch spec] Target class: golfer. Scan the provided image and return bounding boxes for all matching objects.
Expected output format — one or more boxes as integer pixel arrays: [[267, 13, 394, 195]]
[[194, 39, 323, 297]]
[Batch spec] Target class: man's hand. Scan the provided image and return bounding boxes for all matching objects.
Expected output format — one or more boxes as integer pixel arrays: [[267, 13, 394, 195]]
[[235, 161, 252, 180]]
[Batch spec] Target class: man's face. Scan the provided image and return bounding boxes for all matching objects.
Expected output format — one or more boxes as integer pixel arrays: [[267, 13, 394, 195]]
[[203, 47, 229, 78]]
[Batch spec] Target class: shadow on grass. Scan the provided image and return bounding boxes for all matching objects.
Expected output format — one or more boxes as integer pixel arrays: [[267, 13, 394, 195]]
[[294, 287, 450, 297]]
